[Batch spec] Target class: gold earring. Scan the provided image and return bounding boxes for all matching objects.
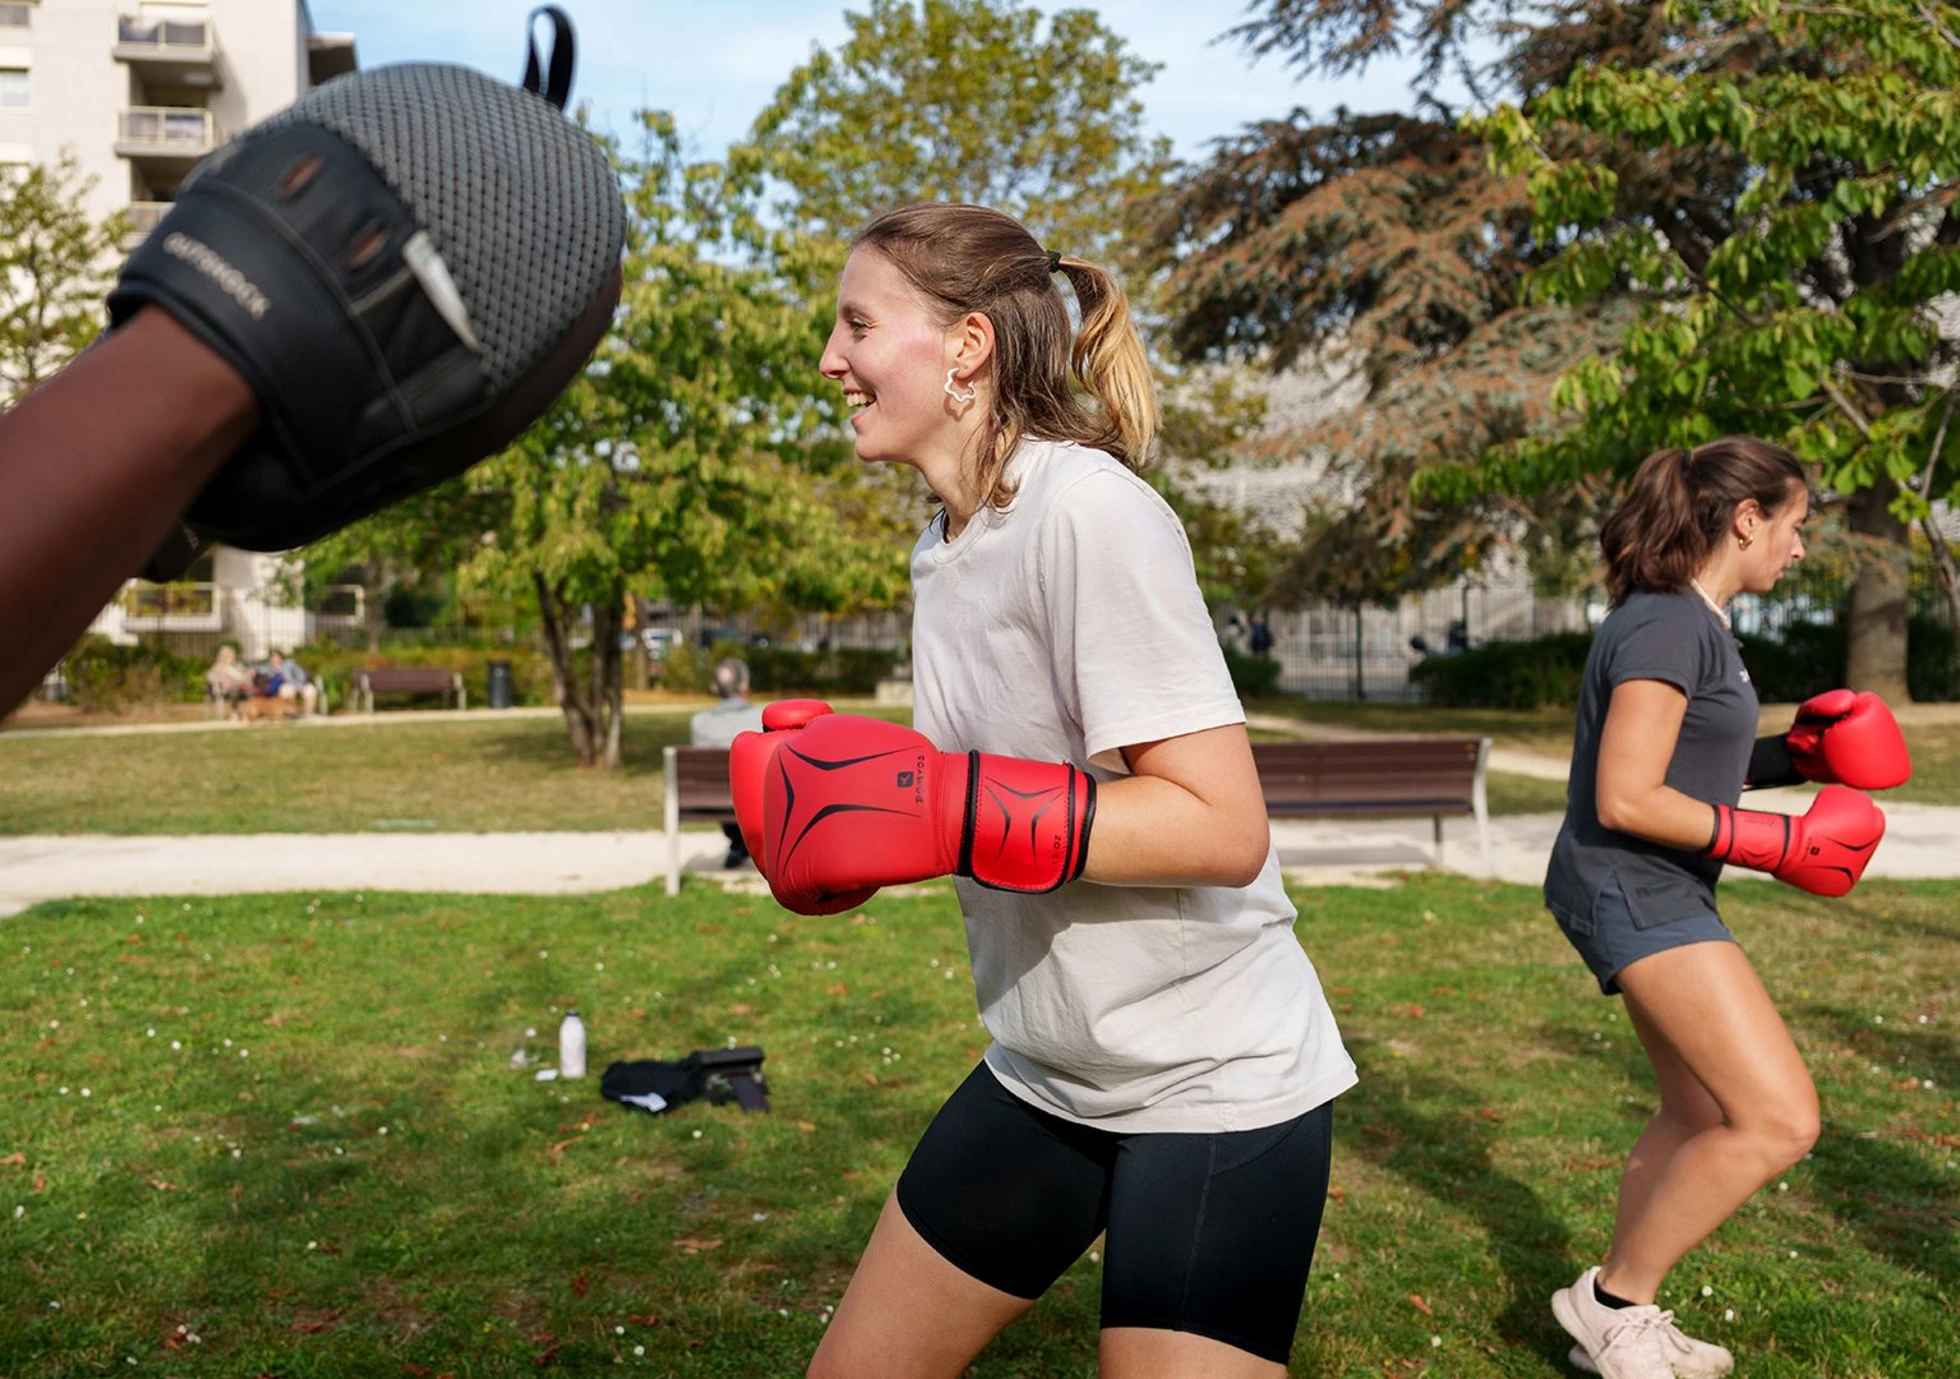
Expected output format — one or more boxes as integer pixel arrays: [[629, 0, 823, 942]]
[[1738, 534, 1753, 550]]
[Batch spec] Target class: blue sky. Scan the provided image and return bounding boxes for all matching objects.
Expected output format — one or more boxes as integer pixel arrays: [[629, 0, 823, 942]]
[[308, 1, 1447, 165]]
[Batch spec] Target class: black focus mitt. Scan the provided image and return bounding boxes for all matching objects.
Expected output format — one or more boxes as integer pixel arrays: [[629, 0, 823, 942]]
[[113, 7, 625, 579]]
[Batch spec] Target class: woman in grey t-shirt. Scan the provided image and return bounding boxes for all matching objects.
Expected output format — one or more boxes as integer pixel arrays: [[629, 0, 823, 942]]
[[1542, 437, 1899, 1379]]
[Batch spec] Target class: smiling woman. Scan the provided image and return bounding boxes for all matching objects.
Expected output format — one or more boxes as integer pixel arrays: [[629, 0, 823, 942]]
[[718, 201, 1359, 1379]]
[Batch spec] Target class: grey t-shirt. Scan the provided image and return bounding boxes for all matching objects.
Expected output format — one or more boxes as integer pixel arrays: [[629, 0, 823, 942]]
[[1545, 590, 1758, 928]]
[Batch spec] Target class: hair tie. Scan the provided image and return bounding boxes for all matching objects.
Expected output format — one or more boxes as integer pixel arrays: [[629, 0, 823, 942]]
[[1045, 249, 1063, 273]]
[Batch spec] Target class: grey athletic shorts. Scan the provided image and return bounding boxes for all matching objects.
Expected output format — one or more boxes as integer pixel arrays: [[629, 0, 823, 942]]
[[1552, 872, 1735, 995]]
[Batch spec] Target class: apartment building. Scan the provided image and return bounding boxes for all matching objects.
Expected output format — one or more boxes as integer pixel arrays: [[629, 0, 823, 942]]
[[0, 1, 358, 660], [0, 0, 354, 231]]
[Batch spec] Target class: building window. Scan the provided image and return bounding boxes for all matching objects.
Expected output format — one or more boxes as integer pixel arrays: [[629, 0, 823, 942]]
[[0, 5, 29, 31], [0, 69, 26, 108]]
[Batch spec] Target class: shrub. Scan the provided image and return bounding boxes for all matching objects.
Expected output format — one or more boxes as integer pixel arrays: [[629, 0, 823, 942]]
[[669, 640, 903, 697], [1223, 649, 1283, 698], [293, 642, 556, 711], [1409, 632, 1594, 708], [1739, 614, 1960, 702], [62, 635, 206, 713]]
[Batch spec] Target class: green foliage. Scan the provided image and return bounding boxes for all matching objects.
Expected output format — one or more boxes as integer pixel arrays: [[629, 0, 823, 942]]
[[743, 0, 1173, 265], [1452, 2, 1960, 511], [1409, 632, 1595, 708], [1146, 15, 1623, 609], [0, 150, 126, 396], [1222, 648, 1285, 697], [292, 642, 557, 714], [59, 635, 205, 713], [663, 638, 900, 697]]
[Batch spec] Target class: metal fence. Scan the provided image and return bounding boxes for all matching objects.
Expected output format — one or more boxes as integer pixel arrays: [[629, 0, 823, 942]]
[[1256, 581, 1594, 701]]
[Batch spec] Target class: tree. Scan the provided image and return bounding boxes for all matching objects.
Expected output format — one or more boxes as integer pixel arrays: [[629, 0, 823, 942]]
[[301, 117, 911, 768], [745, 0, 1172, 265], [1446, 0, 1960, 697], [456, 116, 908, 768], [1147, 12, 1635, 610], [0, 151, 127, 399], [748, 0, 1293, 612]]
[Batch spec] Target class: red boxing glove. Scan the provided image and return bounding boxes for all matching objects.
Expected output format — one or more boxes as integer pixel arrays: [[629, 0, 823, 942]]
[[754, 712, 1095, 917], [1784, 689, 1911, 790], [1707, 784, 1885, 897], [727, 700, 874, 914]]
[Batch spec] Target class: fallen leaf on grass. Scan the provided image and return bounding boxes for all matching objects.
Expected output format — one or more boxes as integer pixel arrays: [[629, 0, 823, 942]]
[[1361, 1124, 1403, 1142], [1327, 1185, 1348, 1205], [673, 1237, 722, 1253], [1568, 1157, 1618, 1172], [146, 1178, 178, 1192], [1390, 1004, 1426, 1020], [1409, 1294, 1433, 1316], [795, 1120, 817, 1133], [570, 1270, 589, 1297], [0, 1153, 23, 1168], [534, 1341, 561, 1366], [291, 1308, 343, 1335], [1478, 1107, 1505, 1123]]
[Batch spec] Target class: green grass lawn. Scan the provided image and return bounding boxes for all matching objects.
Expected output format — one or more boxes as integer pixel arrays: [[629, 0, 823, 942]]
[[2, 875, 1952, 1377], [0, 712, 1570, 835]]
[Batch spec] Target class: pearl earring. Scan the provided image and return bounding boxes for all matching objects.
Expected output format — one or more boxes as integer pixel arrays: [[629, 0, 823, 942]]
[[943, 368, 976, 405], [1739, 534, 1753, 550]]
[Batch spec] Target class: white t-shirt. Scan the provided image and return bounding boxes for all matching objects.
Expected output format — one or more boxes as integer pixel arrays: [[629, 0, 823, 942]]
[[910, 438, 1356, 1132]]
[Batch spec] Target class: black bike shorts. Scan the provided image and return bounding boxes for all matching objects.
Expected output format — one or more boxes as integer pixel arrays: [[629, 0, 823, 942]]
[[894, 1063, 1335, 1365]]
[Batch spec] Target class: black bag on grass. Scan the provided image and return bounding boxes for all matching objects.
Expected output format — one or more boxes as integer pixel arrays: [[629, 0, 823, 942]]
[[601, 1046, 768, 1115]]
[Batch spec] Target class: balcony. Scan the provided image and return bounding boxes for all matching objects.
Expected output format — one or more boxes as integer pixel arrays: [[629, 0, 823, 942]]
[[122, 199, 170, 248], [114, 106, 221, 172], [119, 581, 221, 630], [113, 15, 224, 90]]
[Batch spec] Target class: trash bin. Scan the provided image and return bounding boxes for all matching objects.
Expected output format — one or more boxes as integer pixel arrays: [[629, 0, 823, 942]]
[[486, 658, 513, 710]]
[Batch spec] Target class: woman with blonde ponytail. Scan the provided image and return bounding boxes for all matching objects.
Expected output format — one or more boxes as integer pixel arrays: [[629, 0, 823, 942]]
[[797, 203, 1354, 1378]]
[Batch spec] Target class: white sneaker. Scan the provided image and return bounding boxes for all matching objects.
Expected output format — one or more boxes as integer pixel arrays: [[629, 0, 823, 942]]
[[1568, 1317, 1735, 1379], [1551, 1268, 1677, 1379]]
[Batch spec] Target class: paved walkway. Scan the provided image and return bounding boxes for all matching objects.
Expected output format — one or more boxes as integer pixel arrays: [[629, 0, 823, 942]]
[[5, 793, 1958, 917]]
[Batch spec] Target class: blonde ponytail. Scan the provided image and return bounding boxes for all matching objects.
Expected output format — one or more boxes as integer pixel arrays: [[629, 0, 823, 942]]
[[1060, 258, 1158, 467]]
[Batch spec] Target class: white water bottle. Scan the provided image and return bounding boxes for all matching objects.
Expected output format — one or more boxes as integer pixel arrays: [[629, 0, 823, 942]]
[[558, 1010, 587, 1079]]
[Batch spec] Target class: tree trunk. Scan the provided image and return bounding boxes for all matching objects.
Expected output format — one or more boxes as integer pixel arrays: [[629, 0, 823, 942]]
[[587, 588, 624, 771], [1843, 477, 1912, 701], [535, 572, 602, 768], [629, 594, 650, 692]]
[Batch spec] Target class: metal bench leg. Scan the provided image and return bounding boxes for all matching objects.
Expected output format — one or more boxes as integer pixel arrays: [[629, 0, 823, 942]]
[[1433, 814, 1444, 869], [1472, 738, 1494, 879], [664, 746, 681, 897]]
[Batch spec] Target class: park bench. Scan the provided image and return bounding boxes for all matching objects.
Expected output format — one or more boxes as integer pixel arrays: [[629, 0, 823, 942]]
[[351, 666, 467, 714], [663, 735, 1495, 893], [1251, 737, 1492, 876], [664, 745, 742, 895]]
